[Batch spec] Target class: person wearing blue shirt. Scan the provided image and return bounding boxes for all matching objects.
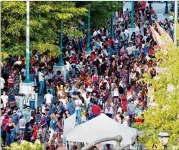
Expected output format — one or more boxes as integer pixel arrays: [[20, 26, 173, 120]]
[[57, 101, 65, 118], [22, 106, 31, 123], [48, 113, 57, 143], [11, 110, 19, 125], [67, 96, 75, 115], [143, 44, 149, 56]]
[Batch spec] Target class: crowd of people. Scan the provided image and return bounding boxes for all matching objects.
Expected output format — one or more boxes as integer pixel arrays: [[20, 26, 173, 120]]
[[0, 1, 174, 150]]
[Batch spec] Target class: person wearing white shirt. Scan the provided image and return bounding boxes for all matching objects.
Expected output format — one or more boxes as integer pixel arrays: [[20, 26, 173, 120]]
[[21, 68, 26, 77], [135, 25, 140, 35], [126, 45, 134, 56], [123, 116, 130, 127], [19, 115, 26, 141], [146, 53, 151, 62], [74, 98, 82, 106], [28, 87, 36, 109], [93, 31, 98, 37], [59, 97, 67, 109], [1, 91, 8, 108], [44, 90, 53, 106], [38, 69, 45, 95], [14, 60, 22, 65], [86, 86, 93, 93], [0, 77, 5, 90]]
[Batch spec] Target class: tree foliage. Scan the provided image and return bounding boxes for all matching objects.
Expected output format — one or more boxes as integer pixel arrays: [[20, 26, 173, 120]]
[[135, 24, 179, 149], [75, 1, 123, 29], [1, 1, 87, 57], [6, 140, 43, 150]]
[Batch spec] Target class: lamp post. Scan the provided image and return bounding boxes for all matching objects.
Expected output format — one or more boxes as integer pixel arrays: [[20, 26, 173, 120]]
[[57, 20, 64, 66], [174, 0, 178, 46], [109, 14, 114, 56], [149, 1, 152, 9], [85, 9, 92, 54], [165, 1, 169, 14], [110, 15, 114, 40], [158, 131, 170, 149], [24, 0, 31, 83], [129, 1, 135, 28]]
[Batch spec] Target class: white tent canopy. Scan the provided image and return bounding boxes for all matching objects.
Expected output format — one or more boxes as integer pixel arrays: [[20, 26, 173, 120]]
[[66, 114, 138, 145]]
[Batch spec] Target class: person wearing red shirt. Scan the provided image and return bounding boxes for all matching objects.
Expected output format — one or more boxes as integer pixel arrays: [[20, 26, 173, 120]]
[[90, 52, 96, 61], [91, 101, 101, 119], [121, 95, 127, 113], [149, 47, 154, 57], [31, 122, 40, 141], [141, 1, 146, 16]]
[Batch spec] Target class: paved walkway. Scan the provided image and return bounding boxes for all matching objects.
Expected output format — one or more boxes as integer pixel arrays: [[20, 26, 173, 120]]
[[38, 2, 171, 150], [123, 1, 170, 21]]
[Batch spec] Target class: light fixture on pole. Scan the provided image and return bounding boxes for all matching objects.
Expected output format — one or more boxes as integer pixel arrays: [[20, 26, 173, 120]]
[[129, 1, 135, 28], [165, 1, 169, 14], [85, 9, 92, 55], [57, 20, 64, 66], [158, 131, 170, 149], [24, 0, 31, 83]]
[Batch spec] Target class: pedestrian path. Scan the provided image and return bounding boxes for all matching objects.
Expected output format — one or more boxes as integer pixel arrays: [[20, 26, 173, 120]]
[[123, 1, 170, 21]]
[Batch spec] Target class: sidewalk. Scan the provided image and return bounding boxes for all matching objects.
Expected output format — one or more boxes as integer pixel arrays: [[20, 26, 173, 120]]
[[123, 2, 170, 21]]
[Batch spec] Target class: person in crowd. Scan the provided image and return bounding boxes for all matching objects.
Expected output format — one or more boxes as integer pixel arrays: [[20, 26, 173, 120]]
[[48, 113, 57, 143], [11, 110, 19, 125], [28, 87, 37, 109], [104, 99, 114, 118], [1, 114, 9, 146], [127, 99, 136, 125], [67, 95, 75, 115], [38, 68, 45, 95], [44, 90, 53, 107], [1, 91, 8, 109], [91, 101, 101, 119], [19, 115, 26, 141], [40, 113, 48, 143], [5, 118, 15, 146]]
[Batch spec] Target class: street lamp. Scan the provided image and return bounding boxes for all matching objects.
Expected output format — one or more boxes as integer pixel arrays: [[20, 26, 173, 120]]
[[149, 1, 152, 9], [57, 20, 64, 66], [85, 9, 92, 55], [165, 1, 169, 14], [110, 15, 114, 40], [24, 0, 31, 83], [129, 1, 135, 28], [158, 131, 170, 149], [109, 14, 114, 56]]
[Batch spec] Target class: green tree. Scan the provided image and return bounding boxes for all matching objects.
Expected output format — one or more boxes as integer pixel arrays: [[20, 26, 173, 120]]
[[75, 1, 123, 29], [134, 24, 179, 149], [1, 1, 87, 57], [6, 140, 43, 150]]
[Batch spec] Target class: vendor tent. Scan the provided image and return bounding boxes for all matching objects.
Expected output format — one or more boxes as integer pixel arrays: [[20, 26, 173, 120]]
[[66, 114, 138, 145]]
